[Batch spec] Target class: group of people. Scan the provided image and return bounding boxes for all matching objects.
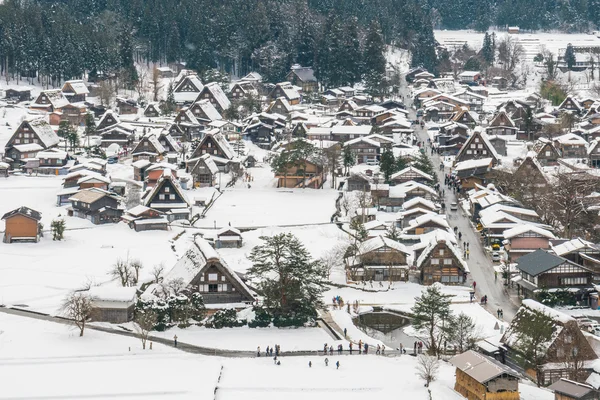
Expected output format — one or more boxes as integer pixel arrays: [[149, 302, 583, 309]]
[[496, 308, 505, 319], [310, 359, 340, 369], [445, 173, 462, 194], [413, 341, 424, 354], [331, 295, 345, 309], [257, 344, 281, 357], [243, 172, 254, 182]]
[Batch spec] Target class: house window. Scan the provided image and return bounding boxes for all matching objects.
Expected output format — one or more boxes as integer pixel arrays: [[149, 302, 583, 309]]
[[221, 276, 226, 281], [562, 277, 587, 285], [471, 144, 476, 149], [431, 258, 439, 265], [15, 139, 20, 144], [169, 194, 175, 200], [482, 150, 487, 155], [439, 249, 445, 256], [208, 284, 218, 292], [478, 144, 483, 149], [545, 151, 551, 157], [475, 138, 480, 143], [444, 259, 452, 265], [466, 150, 472, 154], [213, 150, 217, 155], [202, 149, 206, 154], [159, 194, 165, 200], [208, 142, 212, 148], [164, 187, 170, 193], [208, 273, 218, 281]]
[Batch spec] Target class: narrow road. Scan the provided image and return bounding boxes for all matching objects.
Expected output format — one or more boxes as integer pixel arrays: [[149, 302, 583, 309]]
[[400, 82, 517, 322]]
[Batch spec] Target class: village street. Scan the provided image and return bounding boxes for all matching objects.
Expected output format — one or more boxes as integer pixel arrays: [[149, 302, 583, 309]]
[[399, 80, 518, 322]]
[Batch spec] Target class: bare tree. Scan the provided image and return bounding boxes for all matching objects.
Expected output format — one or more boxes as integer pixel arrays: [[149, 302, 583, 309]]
[[135, 69, 148, 103], [416, 355, 440, 387], [61, 291, 94, 337], [98, 80, 114, 107], [110, 258, 134, 287], [151, 68, 164, 102], [134, 309, 158, 349], [130, 259, 143, 285], [166, 278, 186, 296], [320, 242, 349, 276], [151, 263, 165, 283], [497, 36, 524, 75]]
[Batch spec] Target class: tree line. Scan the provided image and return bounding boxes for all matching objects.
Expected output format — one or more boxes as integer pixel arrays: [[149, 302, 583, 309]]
[[0, 0, 438, 89]]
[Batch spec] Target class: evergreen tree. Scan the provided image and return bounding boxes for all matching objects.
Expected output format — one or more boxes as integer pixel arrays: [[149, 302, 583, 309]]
[[564, 43, 576, 70], [295, 3, 316, 67], [481, 32, 495, 66], [51, 218, 66, 241], [411, 285, 454, 356], [379, 147, 396, 182], [342, 145, 355, 175], [363, 21, 387, 100], [248, 234, 328, 323], [463, 57, 481, 71], [414, 151, 437, 184], [162, 82, 176, 116], [385, 224, 401, 241]]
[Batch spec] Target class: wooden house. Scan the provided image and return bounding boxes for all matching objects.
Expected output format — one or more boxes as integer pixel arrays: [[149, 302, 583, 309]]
[[346, 173, 372, 192], [61, 80, 89, 103], [513, 155, 551, 193], [486, 111, 518, 136], [589, 140, 600, 168], [416, 238, 468, 285], [4, 118, 60, 168], [4, 88, 31, 103], [97, 110, 120, 131], [174, 108, 203, 139], [515, 249, 594, 301], [189, 99, 222, 124], [404, 213, 450, 235], [286, 65, 318, 93], [99, 125, 135, 149], [230, 80, 258, 100], [30, 89, 69, 113], [345, 236, 411, 282], [267, 97, 292, 115], [173, 73, 204, 104], [162, 236, 255, 304], [554, 133, 588, 158], [68, 189, 123, 224], [453, 158, 493, 190], [455, 130, 499, 166], [132, 134, 166, 163], [244, 121, 275, 149], [533, 138, 562, 166], [155, 66, 174, 78], [196, 82, 231, 113], [157, 132, 181, 155], [268, 82, 301, 105], [458, 70, 482, 84], [215, 227, 243, 248], [390, 166, 433, 185], [89, 286, 137, 323], [275, 158, 324, 189], [392, 181, 438, 201], [190, 131, 235, 164], [344, 137, 380, 164], [502, 300, 598, 386], [36, 149, 70, 174], [451, 107, 477, 128], [492, 76, 508, 90], [549, 379, 599, 400], [2, 206, 42, 243], [145, 163, 178, 187], [402, 196, 437, 212], [121, 205, 168, 232], [504, 224, 556, 262], [142, 169, 190, 221], [116, 98, 139, 115], [559, 96, 583, 115], [55, 103, 87, 126], [190, 154, 218, 187], [450, 350, 520, 400], [338, 99, 359, 114], [143, 103, 161, 117]]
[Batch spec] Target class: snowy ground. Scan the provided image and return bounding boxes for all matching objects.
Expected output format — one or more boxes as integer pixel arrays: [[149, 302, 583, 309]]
[[0, 311, 554, 400]]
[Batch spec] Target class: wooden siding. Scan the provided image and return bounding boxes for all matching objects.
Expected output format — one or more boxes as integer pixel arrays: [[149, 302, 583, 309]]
[[4, 215, 38, 240]]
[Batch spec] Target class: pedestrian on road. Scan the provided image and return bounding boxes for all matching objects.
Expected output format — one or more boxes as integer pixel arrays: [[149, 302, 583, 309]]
[[414, 341, 417, 355], [382, 344, 385, 355], [467, 242, 470, 249], [309, 361, 312, 368], [344, 328, 347, 338], [349, 342, 353, 354], [464, 250, 467, 259], [458, 232, 462, 240], [500, 309, 504, 319], [364, 343, 369, 354], [376, 344, 381, 355], [330, 345, 334, 355], [495, 271, 498, 281], [266, 346, 270, 356], [173, 335, 178, 348], [325, 358, 329, 366], [359, 340, 363, 354], [473, 281, 477, 291], [497, 309, 501, 318], [336, 361, 340, 369], [466, 249, 470, 259], [257, 346, 260, 357]]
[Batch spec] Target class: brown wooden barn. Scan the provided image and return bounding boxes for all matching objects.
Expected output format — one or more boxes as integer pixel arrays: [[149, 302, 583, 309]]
[[2, 206, 42, 243]]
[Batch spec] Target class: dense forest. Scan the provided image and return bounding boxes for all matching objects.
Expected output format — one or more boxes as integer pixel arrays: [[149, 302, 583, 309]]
[[0, 0, 596, 90], [0, 0, 435, 88]]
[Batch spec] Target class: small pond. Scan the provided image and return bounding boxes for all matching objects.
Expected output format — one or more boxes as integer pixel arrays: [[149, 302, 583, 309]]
[[353, 311, 415, 348]]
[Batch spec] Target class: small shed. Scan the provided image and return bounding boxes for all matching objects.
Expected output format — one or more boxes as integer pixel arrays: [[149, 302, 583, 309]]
[[1, 206, 42, 243], [450, 350, 520, 400], [215, 227, 243, 248], [508, 26, 520, 34], [89, 286, 137, 323], [549, 378, 598, 400]]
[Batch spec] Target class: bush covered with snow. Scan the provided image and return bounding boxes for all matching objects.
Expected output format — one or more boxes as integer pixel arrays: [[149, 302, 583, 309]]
[[207, 309, 246, 329]]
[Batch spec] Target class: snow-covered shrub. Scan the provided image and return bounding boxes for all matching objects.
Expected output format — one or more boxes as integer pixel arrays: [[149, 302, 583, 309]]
[[248, 306, 272, 328], [207, 309, 246, 329]]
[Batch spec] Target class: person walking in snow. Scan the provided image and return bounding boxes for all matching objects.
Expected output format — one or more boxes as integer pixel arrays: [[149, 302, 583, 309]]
[[358, 340, 363, 354], [338, 344, 343, 355], [336, 361, 340, 369], [324, 343, 328, 354], [382, 344, 385, 355], [257, 346, 261, 357], [376, 344, 381, 355], [325, 358, 329, 366], [349, 343, 353, 354], [344, 328, 347, 338], [364, 343, 369, 354], [309, 361, 312, 368], [266, 346, 269, 356], [329, 345, 334, 356]]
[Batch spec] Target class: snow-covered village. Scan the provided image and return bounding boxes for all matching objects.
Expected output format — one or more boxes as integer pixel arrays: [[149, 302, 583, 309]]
[[6, 0, 600, 398]]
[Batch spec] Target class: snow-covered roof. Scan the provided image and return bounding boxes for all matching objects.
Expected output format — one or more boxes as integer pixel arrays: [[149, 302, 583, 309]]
[[88, 286, 136, 303], [12, 143, 44, 153], [503, 224, 555, 239], [407, 213, 449, 230], [552, 238, 599, 256], [27, 118, 60, 149], [38, 89, 70, 109], [450, 351, 519, 384], [358, 236, 411, 255], [390, 166, 433, 181], [555, 132, 588, 146], [191, 99, 222, 121], [402, 196, 437, 211], [194, 154, 219, 175], [394, 180, 438, 196], [63, 80, 90, 95], [415, 235, 468, 271], [344, 136, 380, 147]]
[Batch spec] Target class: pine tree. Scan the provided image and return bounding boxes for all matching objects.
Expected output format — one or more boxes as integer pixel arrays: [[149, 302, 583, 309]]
[[380, 147, 396, 183], [363, 21, 387, 100], [411, 285, 454, 356], [248, 234, 328, 322], [342, 145, 355, 175], [481, 32, 495, 66], [564, 43, 576, 70], [51, 218, 66, 241], [162, 82, 176, 116]]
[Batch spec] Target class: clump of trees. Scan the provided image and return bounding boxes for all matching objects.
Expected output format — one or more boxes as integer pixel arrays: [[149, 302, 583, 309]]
[[51, 218, 66, 241]]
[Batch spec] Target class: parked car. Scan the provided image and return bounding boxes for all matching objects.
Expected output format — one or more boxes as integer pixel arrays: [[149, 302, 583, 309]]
[[107, 156, 118, 164], [588, 323, 600, 333], [366, 159, 380, 166], [450, 202, 458, 211], [491, 252, 501, 262]]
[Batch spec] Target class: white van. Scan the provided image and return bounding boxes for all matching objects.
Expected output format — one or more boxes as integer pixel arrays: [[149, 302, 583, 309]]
[[366, 159, 380, 166], [450, 202, 458, 211]]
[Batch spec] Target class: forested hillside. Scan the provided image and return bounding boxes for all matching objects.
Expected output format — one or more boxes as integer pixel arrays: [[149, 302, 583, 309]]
[[0, 0, 436, 87]]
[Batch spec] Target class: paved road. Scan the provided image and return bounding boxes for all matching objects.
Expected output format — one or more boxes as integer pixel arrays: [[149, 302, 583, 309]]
[[400, 82, 517, 322]]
